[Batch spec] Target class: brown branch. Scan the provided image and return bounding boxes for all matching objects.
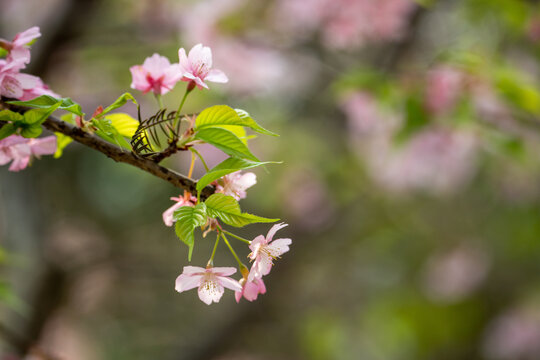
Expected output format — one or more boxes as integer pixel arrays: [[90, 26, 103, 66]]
[[1, 103, 215, 199]]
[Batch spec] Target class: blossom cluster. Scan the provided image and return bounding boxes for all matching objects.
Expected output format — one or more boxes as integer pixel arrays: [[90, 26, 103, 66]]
[[129, 44, 290, 305], [129, 43, 228, 95], [0, 27, 59, 171]]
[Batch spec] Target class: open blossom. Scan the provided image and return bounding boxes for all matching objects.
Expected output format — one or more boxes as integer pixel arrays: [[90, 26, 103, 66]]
[[175, 266, 242, 305], [235, 266, 267, 303], [0, 135, 57, 172], [162, 194, 197, 226], [130, 53, 182, 95], [216, 171, 256, 200], [178, 44, 228, 90], [0, 26, 41, 64], [0, 57, 41, 99], [425, 66, 464, 116], [248, 223, 291, 280]]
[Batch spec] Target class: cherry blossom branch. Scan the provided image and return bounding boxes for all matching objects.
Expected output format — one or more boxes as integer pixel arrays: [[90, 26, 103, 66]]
[[1, 101, 215, 199]]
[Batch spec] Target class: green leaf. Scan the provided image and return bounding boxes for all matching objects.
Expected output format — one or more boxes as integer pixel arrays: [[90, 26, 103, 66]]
[[204, 193, 278, 227], [194, 105, 278, 136], [92, 117, 132, 150], [174, 203, 207, 261], [7, 95, 84, 116], [20, 124, 42, 138], [54, 133, 73, 158], [394, 96, 429, 144], [23, 103, 61, 125], [0, 48, 8, 58], [195, 127, 259, 161], [101, 93, 138, 116], [196, 157, 279, 192], [0, 110, 24, 123], [105, 113, 139, 138], [0, 123, 17, 140]]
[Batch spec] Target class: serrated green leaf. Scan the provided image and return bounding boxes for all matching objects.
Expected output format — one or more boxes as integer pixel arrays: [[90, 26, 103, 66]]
[[0, 110, 24, 123], [101, 93, 138, 116], [23, 103, 61, 125], [196, 157, 279, 192], [92, 117, 132, 150], [105, 113, 139, 138], [234, 109, 278, 136], [194, 105, 278, 136], [216, 125, 248, 144], [0, 123, 17, 140], [20, 124, 42, 138], [174, 203, 207, 261], [7, 95, 84, 116], [195, 127, 259, 161], [204, 193, 278, 227], [54, 133, 73, 158]]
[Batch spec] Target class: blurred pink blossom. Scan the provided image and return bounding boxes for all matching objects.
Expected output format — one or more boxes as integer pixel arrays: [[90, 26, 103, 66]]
[[0, 135, 57, 172], [370, 128, 479, 194], [178, 44, 228, 90], [162, 194, 197, 227], [0, 57, 38, 99], [425, 66, 464, 116], [175, 266, 242, 305], [483, 306, 540, 360], [19, 77, 60, 100], [235, 267, 267, 302], [0, 26, 41, 64], [130, 53, 182, 95], [422, 244, 490, 303], [216, 171, 256, 200], [274, 0, 415, 49], [248, 223, 291, 280]]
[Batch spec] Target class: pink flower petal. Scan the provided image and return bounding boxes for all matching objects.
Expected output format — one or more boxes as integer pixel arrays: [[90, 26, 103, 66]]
[[218, 276, 242, 292], [175, 273, 203, 292], [29, 136, 57, 156], [205, 69, 229, 83], [198, 278, 224, 305], [12, 26, 41, 47], [211, 266, 238, 277], [266, 223, 288, 242]]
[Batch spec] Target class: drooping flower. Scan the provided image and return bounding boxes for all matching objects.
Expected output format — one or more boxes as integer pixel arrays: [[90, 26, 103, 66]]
[[235, 267, 267, 303], [0, 135, 57, 172], [162, 194, 197, 226], [130, 53, 182, 95], [178, 44, 228, 90], [175, 266, 242, 305], [216, 171, 256, 200], [248, 223, 291, 280], [0, 26, 41, 64]]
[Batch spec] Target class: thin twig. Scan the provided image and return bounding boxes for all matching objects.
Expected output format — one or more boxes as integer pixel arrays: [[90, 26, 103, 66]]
[[1, 102, 215, 199]]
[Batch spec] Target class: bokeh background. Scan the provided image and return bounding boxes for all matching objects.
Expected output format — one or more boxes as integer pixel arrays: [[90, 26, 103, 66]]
[[2, 0, 540, 359]]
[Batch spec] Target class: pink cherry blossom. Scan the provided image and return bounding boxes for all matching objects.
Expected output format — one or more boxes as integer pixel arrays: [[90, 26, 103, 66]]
[[0, 57, 38, 99], [216, 171, 256, 200], [130, 53, 182, 95], [162, 194, 197, 226], [0, 135, 57, 172], [235, 267, 266, 302], [248, 223, 291, 280], [0, 26, 41, 64], [178, 44, 228, 90], [175, 266, 242, 305], [19, 77, 60, 101], [425, 66, 464, 116]]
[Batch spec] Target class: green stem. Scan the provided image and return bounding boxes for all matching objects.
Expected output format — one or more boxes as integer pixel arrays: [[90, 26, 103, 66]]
[[208, 232, 220, 266], [221, 232, 244, 267], [189, 148, 209, 172], [223, 230, 251, 244], [173, 86, 191, 128], [155, 94, 164, 109]]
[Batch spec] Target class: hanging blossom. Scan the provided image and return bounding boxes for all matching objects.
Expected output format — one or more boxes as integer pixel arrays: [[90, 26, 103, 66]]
[[0, 135, 57, 172], [248, 223, 292, 281], [130, 53, 182, 95], [235, 266, 267, 303], [216, 171, 257, 200], [178, 43, 228, 90], [175, 266, 242, 305], [162, 194, 197, 226]]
